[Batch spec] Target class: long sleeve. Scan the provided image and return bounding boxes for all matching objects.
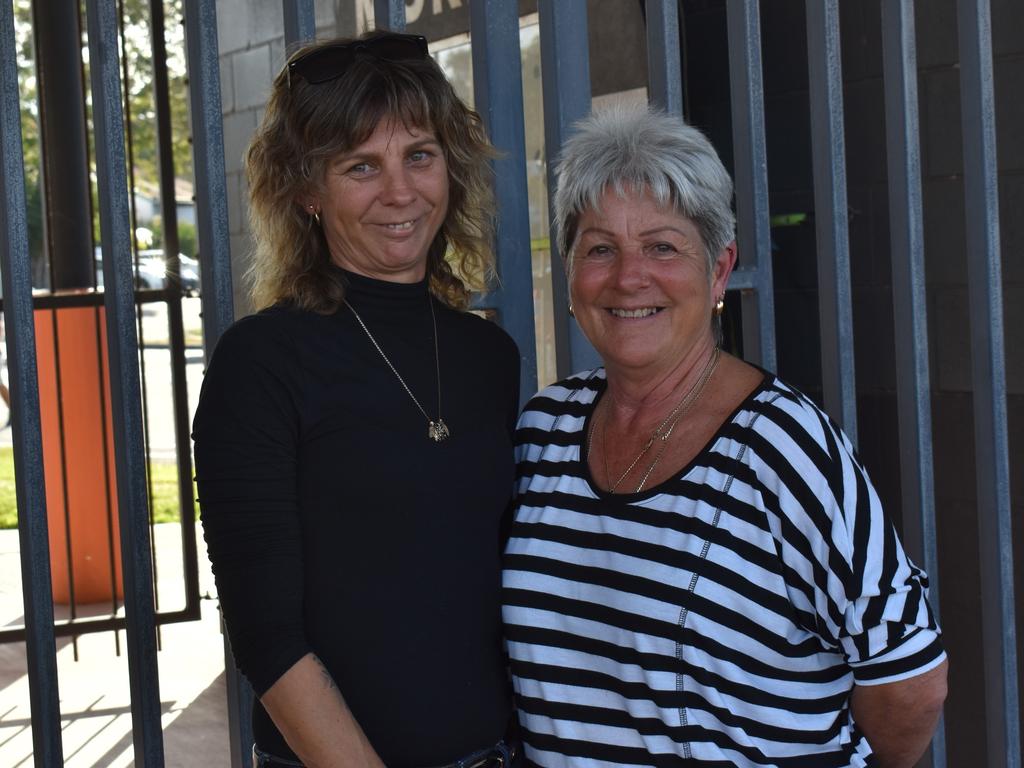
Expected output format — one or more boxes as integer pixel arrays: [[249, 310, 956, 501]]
[[193, 314, 310, 695]]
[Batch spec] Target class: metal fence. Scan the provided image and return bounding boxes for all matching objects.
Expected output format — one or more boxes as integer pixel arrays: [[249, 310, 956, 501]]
[[0, 0, 1017, 766]]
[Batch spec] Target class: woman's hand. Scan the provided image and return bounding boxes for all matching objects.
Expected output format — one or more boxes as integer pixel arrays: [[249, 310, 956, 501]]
[[261, 653, 386, 768], [851, 658, 948, 768]]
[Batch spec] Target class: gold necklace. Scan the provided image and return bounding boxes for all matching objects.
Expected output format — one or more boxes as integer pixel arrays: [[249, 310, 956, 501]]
[[594, 347, 721, 493], [345, 295, 450, 442]]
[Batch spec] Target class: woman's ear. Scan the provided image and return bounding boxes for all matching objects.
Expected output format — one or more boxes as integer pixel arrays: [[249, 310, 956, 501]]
[[711, 240, 738, 297]]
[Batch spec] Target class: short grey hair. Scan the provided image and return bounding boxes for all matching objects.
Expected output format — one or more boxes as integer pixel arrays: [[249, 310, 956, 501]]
[[553, 106, 736, 274]]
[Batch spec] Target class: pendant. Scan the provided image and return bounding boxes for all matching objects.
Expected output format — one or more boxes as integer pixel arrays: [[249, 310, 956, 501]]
[[428, 419, 450, 442]]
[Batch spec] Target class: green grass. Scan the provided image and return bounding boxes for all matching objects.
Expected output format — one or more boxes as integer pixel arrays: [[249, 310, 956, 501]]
[[0, 447, 198, 529], [0, 448, 16, 529]]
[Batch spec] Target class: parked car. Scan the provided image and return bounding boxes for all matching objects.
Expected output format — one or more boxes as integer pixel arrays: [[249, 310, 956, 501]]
[[94, 248, 200, 293]]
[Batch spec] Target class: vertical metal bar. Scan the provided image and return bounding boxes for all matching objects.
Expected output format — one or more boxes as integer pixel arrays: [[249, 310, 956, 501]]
[[956, 1, 1020, 765], [644, 0, 683, 116], [93, 305, 123, 657], [224, 631, 255, 768], [725, 0, 776, 371], [283, 0, 316, 48], [84, 0, 165, 763], [880, 3, 944, 765], [150, 0, 201, 619], [116, 0, 162, 653], [50, 314, 79, 660], [184, 0, 234, 358], [804, 0, 857, 444], [183, 2, 247, 764], [537, 0, 599, 378], [373, 0, 406, 32], [468, 0, 538, 405], [0, 1, 63, 763]]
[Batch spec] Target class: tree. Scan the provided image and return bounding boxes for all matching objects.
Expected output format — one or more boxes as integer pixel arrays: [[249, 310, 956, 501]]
[[117, 0, 194, 188], [14, 0, 194, 284]]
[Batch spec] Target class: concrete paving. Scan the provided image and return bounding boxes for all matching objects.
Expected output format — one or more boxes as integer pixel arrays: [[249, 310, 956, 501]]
[[0, 524, 232, 767]]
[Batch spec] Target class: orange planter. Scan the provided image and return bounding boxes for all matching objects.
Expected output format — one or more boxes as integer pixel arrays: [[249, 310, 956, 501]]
[[35, 304, 124, 605]]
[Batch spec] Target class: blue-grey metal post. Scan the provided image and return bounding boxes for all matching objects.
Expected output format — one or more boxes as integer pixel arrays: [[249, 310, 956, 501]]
[[149, 0, 203, 624], [804, 0, 857, 444], [468, 0, 538, 405], [184, 1, 248, 765], [880, 2, 944, 764], [725, 0, 776, 371], [283, 0, 316, 49], [644, 0, 683, 116], [956, 1, 1020, 765], [537, 0, 599, 378], [85, 0, 165, 763], [185, 0, 235, 357], [0, 2, 62, 765], [373, 0, 406, 31]]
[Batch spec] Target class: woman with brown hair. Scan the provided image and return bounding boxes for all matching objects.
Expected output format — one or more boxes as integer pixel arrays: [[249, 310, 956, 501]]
[[193, 31, 520, 768]]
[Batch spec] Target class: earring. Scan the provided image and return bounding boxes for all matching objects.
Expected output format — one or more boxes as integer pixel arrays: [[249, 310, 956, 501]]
[[714, 296, 725, 316], [307, 205, 321, 227], [568, 302, 575, 318]]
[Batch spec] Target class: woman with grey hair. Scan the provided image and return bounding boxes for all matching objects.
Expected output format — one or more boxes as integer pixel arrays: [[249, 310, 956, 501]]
[[502, 106, 947, 767]]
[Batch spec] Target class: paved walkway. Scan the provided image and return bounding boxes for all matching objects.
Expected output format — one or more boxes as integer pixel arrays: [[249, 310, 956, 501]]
[[0, 510, 233, 765]]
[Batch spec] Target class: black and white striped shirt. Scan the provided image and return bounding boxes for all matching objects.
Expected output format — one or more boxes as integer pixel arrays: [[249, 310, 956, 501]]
[[502, 370, 944, 767]]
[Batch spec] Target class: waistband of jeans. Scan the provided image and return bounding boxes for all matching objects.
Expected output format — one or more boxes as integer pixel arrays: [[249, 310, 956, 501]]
[[430, 739, 516, 768], [253, 739, 517, 768], [252, 746, 304, 768]]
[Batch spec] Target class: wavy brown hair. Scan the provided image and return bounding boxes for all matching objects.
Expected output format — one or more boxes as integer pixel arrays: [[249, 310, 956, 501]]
[[246, 32, 497, 312]]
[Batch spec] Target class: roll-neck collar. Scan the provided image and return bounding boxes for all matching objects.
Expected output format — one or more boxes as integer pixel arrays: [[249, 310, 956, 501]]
[[338, 267, 432, 322]]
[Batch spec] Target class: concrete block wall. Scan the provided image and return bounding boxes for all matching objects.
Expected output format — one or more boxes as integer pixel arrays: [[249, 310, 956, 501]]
[[215, 0, 338, 317]]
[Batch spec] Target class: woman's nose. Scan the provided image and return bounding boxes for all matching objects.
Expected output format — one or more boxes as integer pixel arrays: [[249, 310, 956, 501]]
[[378, 165, 416, 206], [612, 248, 650, 289]]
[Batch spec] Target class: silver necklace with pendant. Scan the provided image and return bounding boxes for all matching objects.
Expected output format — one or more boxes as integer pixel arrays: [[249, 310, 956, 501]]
[[345, 294, 450, 442]]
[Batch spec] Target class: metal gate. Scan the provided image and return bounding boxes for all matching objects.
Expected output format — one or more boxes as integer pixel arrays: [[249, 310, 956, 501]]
[[0, 0, 1017, 766]]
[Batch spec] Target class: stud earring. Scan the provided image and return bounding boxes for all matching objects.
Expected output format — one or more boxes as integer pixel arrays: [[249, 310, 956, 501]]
[[568, 302, 575, 318]]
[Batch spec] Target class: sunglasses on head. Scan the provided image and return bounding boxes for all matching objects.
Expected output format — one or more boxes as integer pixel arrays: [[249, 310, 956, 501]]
[[287, 32, 430, 89]]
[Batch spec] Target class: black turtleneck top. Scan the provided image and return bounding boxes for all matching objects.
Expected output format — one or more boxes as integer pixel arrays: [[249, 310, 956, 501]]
[[192, 270, 520, 766]]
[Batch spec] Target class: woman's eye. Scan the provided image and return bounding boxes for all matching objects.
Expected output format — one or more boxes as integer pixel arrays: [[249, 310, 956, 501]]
[[409, 150, 433, 164], [585, 245, 613, 259], [649, 242, 678, 256], [346, 162, 373, 176]]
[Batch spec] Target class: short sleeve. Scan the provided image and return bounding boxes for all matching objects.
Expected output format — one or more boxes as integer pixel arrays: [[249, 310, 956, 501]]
[[757, 390, 945, 687], [192, 314, 311, 695]]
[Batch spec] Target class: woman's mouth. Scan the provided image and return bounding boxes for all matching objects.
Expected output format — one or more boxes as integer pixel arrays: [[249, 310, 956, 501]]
[[608, 307, 662, 319]]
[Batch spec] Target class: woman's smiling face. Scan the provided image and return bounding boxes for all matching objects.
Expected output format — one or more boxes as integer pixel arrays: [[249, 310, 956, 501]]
[[314, 117, 449, 283], [569, 186, 734, 378]]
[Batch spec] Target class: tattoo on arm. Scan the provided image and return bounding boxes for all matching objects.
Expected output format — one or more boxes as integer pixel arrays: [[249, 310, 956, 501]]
[[313, 655, 339, 693]]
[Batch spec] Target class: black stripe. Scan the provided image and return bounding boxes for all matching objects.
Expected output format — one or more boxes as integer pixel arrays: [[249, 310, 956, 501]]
[[853, 631, 945, 683], [503, 587, 682, 641], [505, 624, 680, 673], [519, 726, 706, 767], [509, 659, 684, 708]]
